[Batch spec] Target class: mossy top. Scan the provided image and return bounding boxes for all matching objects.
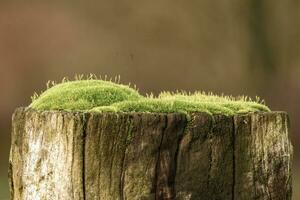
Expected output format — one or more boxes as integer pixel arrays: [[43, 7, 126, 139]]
[[29, 79, 270, 115]]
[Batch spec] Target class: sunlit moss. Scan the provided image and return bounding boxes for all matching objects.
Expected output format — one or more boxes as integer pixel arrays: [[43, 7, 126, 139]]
[[30, 79, 142, 111], [30, 77, 270, 115]]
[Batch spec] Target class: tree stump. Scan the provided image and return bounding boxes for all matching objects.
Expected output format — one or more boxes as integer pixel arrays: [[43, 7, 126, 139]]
[[9, 108, 293, 200]]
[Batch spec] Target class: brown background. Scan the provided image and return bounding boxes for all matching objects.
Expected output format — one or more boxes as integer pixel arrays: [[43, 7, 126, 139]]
[[0, 1, 299, 199]]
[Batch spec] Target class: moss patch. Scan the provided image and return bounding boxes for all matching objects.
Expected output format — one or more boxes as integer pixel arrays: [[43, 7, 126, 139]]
[[30, 78, 270, 115], [30, 80, 141, 111]]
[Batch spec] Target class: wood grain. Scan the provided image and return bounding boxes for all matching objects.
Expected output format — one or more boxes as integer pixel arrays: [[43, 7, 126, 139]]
[[9, 108, 293, 200]]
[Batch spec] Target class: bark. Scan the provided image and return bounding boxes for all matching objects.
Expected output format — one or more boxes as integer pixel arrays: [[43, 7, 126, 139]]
[[9, 108, 293, 200]]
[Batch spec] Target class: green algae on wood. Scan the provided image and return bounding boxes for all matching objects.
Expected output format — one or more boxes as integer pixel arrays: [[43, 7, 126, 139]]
[[29, 77, 270, 115]]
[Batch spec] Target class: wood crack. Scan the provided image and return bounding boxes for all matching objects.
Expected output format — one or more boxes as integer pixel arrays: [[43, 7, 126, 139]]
[[207, 116, 213, 194], [154, 115, 168, 200], [108, 115, 120, 195], [172, 116, 187, 199], [119, 115, 133, 200], [232, 116, 236, 200], [82, 113, 89, 200]]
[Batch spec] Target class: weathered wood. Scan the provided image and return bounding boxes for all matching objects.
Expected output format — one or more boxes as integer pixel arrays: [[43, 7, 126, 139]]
[[9, 108, 86, 200], [9, 108, 293, 200], [233, 113, 293, 200], [175, 114, 234, 199]]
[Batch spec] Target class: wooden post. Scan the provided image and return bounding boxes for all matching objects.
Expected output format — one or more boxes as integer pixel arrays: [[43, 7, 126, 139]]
[[9, 108, 293, 200]]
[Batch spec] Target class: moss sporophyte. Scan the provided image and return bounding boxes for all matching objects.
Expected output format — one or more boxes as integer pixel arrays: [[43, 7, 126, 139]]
[[29, 76, 270, 115]]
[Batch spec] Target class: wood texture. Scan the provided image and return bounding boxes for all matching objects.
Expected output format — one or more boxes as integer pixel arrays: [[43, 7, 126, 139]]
[[9, 108, 293, 200]]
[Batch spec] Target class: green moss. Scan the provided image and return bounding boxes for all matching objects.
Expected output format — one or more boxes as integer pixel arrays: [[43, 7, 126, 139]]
[[30, 80, 142, 111], [126, 119, 134, 144], [30, 78, 270, 115]]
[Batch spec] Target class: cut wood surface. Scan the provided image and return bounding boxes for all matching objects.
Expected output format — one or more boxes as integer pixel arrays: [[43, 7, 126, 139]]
[[9, 108, 293, 200]]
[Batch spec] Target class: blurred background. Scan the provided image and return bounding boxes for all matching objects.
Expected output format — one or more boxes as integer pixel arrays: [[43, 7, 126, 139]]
[[0, 0, 299, 199]]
